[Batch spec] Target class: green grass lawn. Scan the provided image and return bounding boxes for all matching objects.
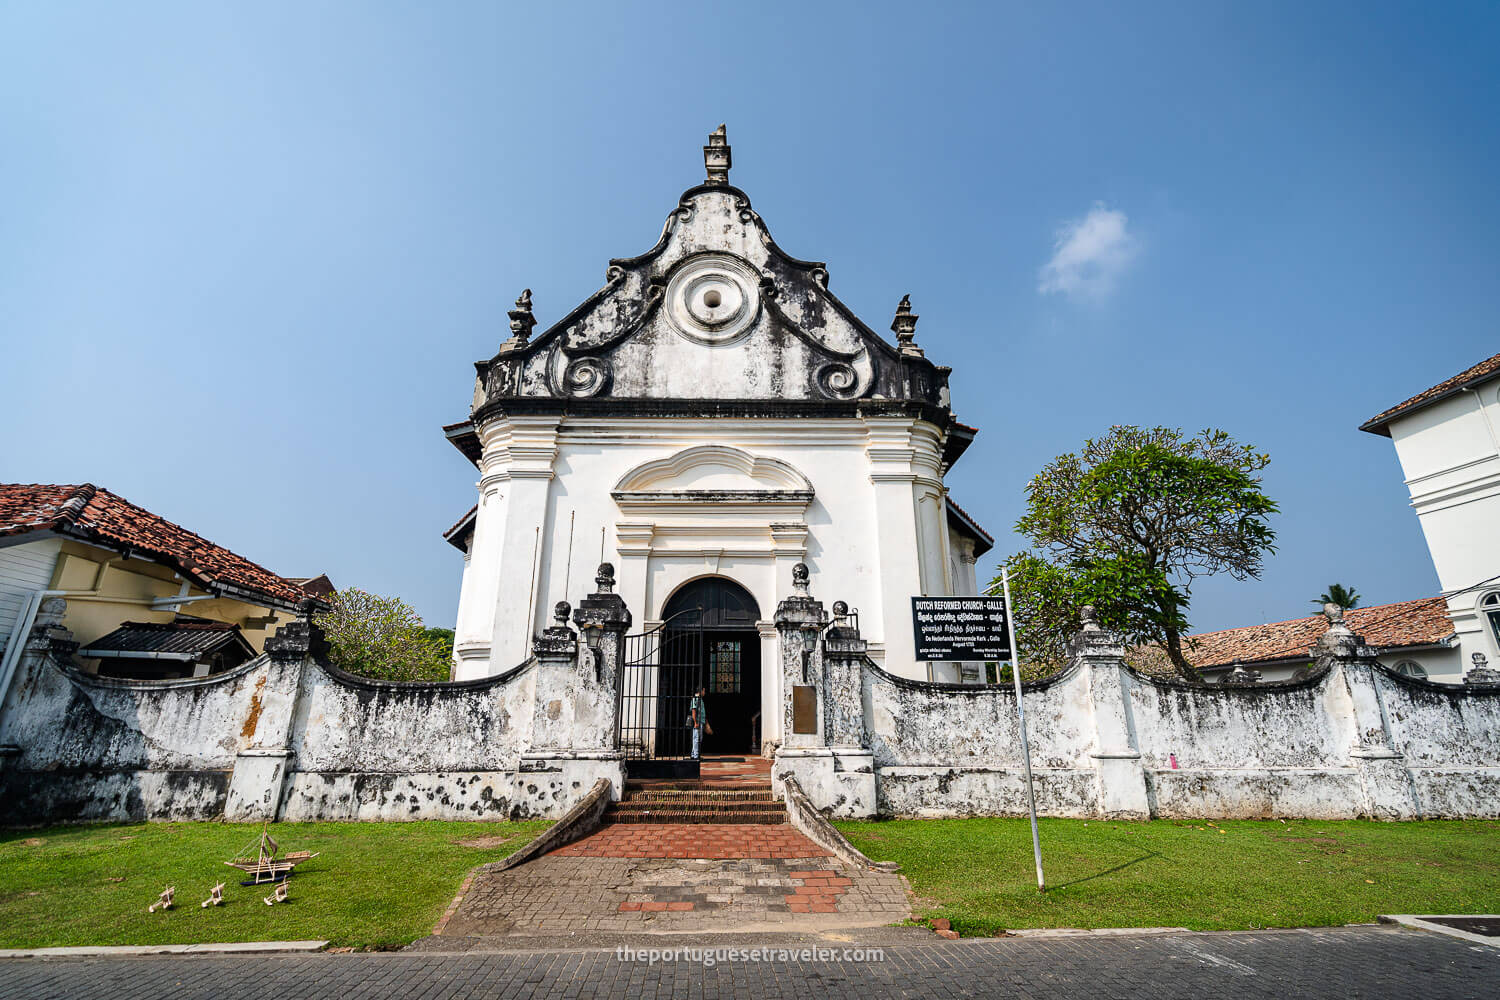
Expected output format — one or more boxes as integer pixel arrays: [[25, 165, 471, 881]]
[[834, 817, 1500, 937], [0, 819, 551, 950]]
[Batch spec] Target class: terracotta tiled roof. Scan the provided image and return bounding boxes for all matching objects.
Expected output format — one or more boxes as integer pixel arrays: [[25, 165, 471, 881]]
[[0, 484, 312, 610], [1184, 595, 1454, 669], [288, 574, 336, 600], [1360, 350, 1500, 437]]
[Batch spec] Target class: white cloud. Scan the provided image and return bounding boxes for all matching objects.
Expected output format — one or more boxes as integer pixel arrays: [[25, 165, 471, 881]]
[[1038, 203, 1139, 299]]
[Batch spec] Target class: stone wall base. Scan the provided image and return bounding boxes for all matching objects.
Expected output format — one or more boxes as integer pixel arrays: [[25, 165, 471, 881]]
[[516, 751, 625, 818], [0, 769, 229, 825], [773, 747, 876, 819], [225, 748, 294, 822]]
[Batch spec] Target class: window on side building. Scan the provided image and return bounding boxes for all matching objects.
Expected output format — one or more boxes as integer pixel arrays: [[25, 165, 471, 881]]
[[1483, 593, 1500, 649], [1392, 659, 1427, 680]]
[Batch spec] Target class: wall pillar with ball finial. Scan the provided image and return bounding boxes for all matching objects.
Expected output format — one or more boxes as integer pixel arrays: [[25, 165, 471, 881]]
[[771, 567, 876, 817], [517, 589, 627, 808]]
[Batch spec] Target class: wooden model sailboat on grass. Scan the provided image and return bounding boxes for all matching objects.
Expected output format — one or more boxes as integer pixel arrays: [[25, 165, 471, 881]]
[[225, 821, 319, 885]]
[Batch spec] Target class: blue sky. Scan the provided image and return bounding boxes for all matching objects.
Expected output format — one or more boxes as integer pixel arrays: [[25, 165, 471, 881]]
[[2, 2, 1496, 632]]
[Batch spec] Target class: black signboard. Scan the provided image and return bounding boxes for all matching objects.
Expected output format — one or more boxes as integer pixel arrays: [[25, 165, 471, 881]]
[[911, 596, 1012, 661]]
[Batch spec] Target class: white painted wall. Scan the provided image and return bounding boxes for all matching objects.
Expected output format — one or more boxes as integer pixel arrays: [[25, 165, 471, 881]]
[[451, 414, 968, 727], [1385, 380, 1500, 675], [0, 538, 61, 648]]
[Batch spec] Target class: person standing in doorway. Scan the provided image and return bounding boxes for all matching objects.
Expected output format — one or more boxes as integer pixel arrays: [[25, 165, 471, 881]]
[[689, 684, 712, 759]]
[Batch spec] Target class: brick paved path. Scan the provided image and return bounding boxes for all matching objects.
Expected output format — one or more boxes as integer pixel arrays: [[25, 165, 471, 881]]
[[552, 821, 822, 858], [441, 855, 909, 935], [2, 927, 1494, 998]]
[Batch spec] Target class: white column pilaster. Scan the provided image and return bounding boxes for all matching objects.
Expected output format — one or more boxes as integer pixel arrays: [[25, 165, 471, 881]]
[[483, 415, 562, 673]]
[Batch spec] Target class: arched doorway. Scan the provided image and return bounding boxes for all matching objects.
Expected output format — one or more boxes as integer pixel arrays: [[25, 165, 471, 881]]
[[661, 577, 763, 756]]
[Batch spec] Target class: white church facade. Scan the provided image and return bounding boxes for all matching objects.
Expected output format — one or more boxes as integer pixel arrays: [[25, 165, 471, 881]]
[[1361, 350, 1500, 681], [442, 128, 992, 755]]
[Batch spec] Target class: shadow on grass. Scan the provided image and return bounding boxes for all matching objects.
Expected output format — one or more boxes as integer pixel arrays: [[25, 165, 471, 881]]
[[1045, 850, 1162, 892]]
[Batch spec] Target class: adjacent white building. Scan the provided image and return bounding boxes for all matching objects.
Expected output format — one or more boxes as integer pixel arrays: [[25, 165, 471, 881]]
[[443, 128, 992, 752], [1361, 350, 1500, 679]]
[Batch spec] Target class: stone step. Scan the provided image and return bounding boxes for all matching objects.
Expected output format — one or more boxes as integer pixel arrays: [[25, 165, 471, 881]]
[[624, 781, 775, 795], [602, 807, 788, 825], [610, 798, 784, 814], [622, 789, 776, 804]]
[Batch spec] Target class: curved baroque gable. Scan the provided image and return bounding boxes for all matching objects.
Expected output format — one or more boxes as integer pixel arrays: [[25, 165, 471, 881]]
[[471, 131, 951, 412]]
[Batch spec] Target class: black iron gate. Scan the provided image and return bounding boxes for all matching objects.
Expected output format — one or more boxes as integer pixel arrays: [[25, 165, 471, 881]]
[[618, 608, 705, 777]]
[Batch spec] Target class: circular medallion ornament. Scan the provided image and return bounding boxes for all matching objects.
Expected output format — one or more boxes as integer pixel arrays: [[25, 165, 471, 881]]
[[562, 357, 611, 397], [663, 253, 761, 346]]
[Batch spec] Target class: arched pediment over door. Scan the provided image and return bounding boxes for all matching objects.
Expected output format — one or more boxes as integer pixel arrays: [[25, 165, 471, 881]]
[[611, 444, 815, 533], [612, 444, 814, 502]]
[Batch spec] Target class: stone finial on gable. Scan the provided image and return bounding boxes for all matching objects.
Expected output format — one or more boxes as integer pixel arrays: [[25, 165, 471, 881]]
[[501, 289, 536, 352], [792, 561, 810, 596], [892, 295, 924, 358], [704, 124, 731, 185]]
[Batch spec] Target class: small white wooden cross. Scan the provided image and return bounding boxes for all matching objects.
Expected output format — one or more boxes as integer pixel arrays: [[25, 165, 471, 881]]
[[200, 883, 225, 908], [148, 886, 175, 913], [263, 881, 289, 906]]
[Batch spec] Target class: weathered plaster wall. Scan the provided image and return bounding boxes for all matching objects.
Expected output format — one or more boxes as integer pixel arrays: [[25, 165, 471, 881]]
[[835, 633, 1500, 821], [861, 660, 1100, 817], [0, 601, 626, 825], [0, 648, 264, 822], [1373, 669, 1500, 818], [6, 594, 1498, 826], [864, 662, 1092, 769], [277, 660, 538, 821]]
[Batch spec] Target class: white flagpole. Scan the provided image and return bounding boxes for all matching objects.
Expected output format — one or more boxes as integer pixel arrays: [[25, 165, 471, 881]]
[[1001, 566, 1045, 891]]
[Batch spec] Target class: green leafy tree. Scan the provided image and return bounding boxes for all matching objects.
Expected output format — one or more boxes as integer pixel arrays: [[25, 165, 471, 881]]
[[989, 426, 1278, 681], [314, 588, 453, 683], [1313, 584, 1360, 611]]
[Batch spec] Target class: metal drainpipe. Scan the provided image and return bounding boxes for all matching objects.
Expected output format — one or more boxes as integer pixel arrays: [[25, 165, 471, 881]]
[[1460, 385, 1500, 454], [0, 555, 124, 727], [0, 589, 67, 729]]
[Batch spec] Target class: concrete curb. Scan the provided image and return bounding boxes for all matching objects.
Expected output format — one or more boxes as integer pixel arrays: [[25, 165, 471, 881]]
[[1379, 914, 1500, 950], [0, 940, 329, 959], [1004, 926, 1191, 939]]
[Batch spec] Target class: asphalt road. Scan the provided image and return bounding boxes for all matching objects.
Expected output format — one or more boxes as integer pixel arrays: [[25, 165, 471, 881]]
[[1, 926, 1495, 999]]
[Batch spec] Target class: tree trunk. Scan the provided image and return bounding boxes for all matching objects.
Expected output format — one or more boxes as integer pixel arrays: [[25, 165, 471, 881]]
[[1163, 624, 1202, 681], [1158, 592, 1202, 682]]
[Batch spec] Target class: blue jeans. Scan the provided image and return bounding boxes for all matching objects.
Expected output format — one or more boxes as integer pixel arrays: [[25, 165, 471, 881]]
[[691, 725, 703, 759]]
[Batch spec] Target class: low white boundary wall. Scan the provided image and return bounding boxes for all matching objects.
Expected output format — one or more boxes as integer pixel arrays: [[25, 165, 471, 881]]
[[0, 594, 630, 825], [812, 617, 1500, 820], [3, 589, 1497, 826]]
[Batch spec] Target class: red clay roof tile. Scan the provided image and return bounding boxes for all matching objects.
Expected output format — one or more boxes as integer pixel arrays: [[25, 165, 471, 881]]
[[0, 483, 311, 610], [1184, 595, 1454, 668], [1360, 350, 1500, 437]]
